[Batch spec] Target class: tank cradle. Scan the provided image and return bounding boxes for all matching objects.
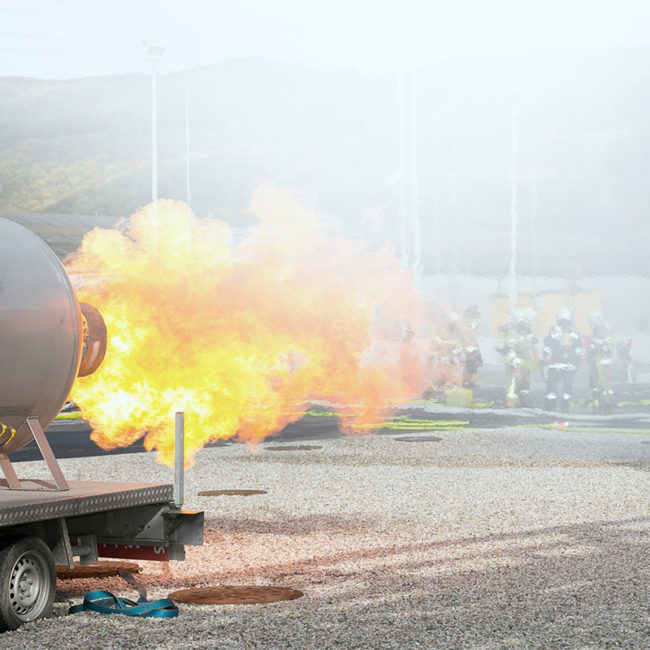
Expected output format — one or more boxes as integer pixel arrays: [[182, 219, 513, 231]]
[[0, 416, 69, 492]]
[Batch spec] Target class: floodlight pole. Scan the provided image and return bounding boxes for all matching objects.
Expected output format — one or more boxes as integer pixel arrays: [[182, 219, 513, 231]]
[[185, 68, 192, 208], [144, 41, 165, 226], [152, 58, 158, 212]]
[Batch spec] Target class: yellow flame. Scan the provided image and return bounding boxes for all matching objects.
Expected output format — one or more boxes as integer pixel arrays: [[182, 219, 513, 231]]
[[65, 186, 435, 466]]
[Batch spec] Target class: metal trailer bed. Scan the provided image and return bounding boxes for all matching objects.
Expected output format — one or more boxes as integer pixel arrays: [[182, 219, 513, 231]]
[[0, 415, 203, 632], [0, 479, 203, 562]]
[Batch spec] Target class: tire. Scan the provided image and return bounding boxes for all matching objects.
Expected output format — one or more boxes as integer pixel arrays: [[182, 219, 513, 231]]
[[0, 537, 56, 631]]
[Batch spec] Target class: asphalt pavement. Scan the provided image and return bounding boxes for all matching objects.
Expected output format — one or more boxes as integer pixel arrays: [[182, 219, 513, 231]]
[[9, 363, 650, 463]]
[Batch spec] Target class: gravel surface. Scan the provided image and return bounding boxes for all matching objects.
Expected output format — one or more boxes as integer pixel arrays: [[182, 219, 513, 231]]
[[1, 427, 649, 649]]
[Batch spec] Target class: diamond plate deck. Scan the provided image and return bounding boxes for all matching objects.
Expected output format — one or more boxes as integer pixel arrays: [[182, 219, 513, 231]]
[[0, 481, 174, 527]]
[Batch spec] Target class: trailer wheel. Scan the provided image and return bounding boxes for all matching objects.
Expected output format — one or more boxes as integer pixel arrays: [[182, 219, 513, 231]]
[[0, 537, 56, 631]]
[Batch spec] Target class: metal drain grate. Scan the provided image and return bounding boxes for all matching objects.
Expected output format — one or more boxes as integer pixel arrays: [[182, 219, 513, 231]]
[[168, 585, 304, 605], [198, 489, 267, 497], [264, 445, 322, 451], [393, 435, 442, 443]]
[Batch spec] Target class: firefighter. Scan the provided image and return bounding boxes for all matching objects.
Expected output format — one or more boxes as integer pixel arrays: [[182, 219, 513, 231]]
[[496, 308, 538, 407], [587, 312, 614, 413], [430, 312, 464, 389], [459, 304, 483, 388], [617, 338, 635, 383], [542, 308, 583, 412]]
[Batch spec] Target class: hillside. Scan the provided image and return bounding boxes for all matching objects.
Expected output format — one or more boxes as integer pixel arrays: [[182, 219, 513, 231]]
[[1, 50, 649, 276]]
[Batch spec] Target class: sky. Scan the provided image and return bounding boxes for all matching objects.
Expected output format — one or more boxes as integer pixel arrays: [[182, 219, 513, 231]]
[[1, 0, 649, 79]]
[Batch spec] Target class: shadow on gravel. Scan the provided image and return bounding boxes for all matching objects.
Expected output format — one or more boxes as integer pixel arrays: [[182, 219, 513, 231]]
[[161, 515, 650, 647]]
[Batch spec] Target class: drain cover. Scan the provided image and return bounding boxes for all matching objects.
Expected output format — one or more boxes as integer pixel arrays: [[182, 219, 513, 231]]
[[198, 489, 267, 497], [265, 445, 322, 451], [168, 586, 304, 605], [56, 561, 141, 580], [394, 435, 442, 443]]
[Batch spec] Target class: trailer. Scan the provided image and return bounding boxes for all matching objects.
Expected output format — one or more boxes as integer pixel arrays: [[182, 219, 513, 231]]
[[0, 217, 204, 630], [0, 466, 203, 630]]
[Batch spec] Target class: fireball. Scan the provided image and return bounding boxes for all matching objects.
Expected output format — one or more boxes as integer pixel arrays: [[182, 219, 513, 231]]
[[65, 186, 431, 466]]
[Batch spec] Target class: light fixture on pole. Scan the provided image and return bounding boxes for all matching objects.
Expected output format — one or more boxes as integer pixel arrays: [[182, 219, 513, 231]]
[[143, 40, 165, 234]]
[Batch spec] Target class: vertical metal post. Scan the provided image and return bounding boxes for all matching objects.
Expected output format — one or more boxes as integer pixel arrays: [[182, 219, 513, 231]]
[[410, 64, 421, 282], [151, 57, 158, 224], [0, 453, 21, 490], [174, 412, 184, 508], [185, 68, 192, 209], [508, 101, 519, 322], [27, 417, 69, 491], [144, 41, 164, 248]]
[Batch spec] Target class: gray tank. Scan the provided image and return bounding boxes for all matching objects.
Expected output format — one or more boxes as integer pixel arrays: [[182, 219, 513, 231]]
[[0, 218, 105, 453]]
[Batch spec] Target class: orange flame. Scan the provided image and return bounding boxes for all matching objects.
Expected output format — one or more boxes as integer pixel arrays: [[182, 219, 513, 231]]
[[65, 186, 433, 466]]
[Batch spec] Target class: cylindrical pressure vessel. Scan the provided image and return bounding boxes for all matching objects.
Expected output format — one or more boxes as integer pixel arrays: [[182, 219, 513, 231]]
[[0, 218, 101, 453]]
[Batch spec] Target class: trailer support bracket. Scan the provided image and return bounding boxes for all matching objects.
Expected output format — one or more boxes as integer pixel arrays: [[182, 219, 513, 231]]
[[0, 417, 69, 491]]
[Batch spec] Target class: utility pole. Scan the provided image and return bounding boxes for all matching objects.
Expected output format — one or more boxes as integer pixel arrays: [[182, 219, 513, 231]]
[[185, 68, 192, 209], [144, 41, 165, 232]]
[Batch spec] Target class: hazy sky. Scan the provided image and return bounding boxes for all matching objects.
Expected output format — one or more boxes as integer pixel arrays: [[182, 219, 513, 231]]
[[2, 0, 649, 79]]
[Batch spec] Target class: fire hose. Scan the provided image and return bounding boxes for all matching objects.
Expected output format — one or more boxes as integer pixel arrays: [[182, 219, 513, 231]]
[[68, 590, 178, 619]]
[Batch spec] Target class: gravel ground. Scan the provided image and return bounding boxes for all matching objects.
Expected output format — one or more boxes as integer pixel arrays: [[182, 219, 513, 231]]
[[1, 427, 649, 649]]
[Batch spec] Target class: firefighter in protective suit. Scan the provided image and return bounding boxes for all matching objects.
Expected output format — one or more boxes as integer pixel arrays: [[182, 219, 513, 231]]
[[459, 305, 483, 388], [430, 312, 464, 388], [587, 312, 614, 413], [496, 308, 539, 407], [542, 308, 583, 412]]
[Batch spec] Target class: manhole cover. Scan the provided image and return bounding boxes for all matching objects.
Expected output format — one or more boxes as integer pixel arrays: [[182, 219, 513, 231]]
[[56, 561, 141, 580], [264, 445, 322, 451], [168, 586, 304, 605], [394, 435, 442, 443], [198, 489, 267, 497]]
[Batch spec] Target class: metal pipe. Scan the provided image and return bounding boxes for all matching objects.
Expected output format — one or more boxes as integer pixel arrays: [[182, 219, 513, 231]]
[[174, 412, 185, 507], [143, 40, 164, 245], [151, 55, 159, 245], [185, 68, 192, 209]]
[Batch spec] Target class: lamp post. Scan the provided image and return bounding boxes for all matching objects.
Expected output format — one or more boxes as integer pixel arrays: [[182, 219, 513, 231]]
[[185, 68, 192, 209], [144, 41, 165, 228]]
